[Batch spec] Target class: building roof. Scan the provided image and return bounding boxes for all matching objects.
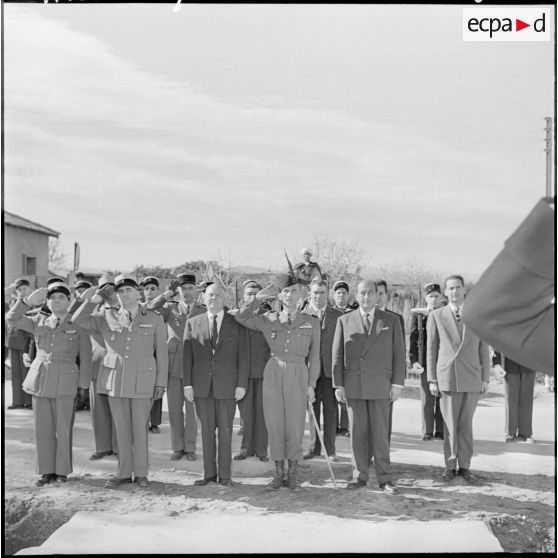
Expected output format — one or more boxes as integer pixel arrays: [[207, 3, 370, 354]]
[[4, 211, 60, 237]]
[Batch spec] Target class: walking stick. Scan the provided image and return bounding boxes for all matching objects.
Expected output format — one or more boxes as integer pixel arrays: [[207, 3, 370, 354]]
[[308, 401, 338, 489]]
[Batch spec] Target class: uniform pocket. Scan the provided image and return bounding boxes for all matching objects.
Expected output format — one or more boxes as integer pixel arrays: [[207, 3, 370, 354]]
[[136, 357, 156, 394], [58, 368, 78, 396]]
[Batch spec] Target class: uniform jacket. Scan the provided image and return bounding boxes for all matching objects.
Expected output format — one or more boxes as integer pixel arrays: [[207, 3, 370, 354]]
[[302, 305, 343, 378], [6, 299, 92, 398], [183, 311, 249, 399], [72, 301, 168, 398], [235, 304, 321, 388], [148, 298, 206, 379], [332, 308, 406, 400], [426, 305, 491, 392], [409, 312, 428, 368], [230, 306, 271, 379]]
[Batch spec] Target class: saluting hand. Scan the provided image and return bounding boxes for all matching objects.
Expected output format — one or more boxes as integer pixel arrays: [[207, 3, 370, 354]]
[[25, 287, 48, 307], [80, 286, 98, 301], [235, 387, 246, 401]]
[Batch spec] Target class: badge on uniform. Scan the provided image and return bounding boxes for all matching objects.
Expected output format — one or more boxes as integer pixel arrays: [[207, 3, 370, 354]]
[[64, 329, 77, 334], [271, 330, 277, 339], [110, 333, 116, 342], [139, 324, 153, 328], [299, 323, 313, 329]]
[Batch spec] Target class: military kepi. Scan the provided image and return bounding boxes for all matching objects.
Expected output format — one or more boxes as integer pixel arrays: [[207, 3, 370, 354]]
[[114, 273, 139, 291], [47, 282, 71, 298], [176, 273, 196, 286], [75, 280, 92, 289], [333, 280, 349, 293], [140, 276, 159, 288], [14, 277, 30, 289], [424, 283, 441, 295]]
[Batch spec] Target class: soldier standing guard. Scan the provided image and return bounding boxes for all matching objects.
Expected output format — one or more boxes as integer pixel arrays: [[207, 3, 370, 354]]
[[6, 282, 92, 486], [72, 273, 168, 488], [234, 273, 320, 490]]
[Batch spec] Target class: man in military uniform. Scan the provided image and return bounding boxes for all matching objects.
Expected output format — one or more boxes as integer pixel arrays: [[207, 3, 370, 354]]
[[141, 276, 163, 434], [303, 279, 343, 461], [183, 284, 248, 486], [73, 273, 168, 488], [6, 282, 92, 486], [235, 275, 320, 490], [232, 280, 270, 462], [409, 283, 445, 441], [147, 272, 205, 461], [5, 278, 34, 410]]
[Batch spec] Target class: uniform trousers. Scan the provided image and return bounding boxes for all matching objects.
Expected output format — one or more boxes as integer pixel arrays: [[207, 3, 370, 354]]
[[309, 375, 336, 456], [108, 397, 151, 479], [347, 398, 391, 485], [90, 380, 118, 454], [167, 376, 198, 453], [11, 348, 32, 407], [263, 357, 308, 461], [440, 391, 480, 471], [238, 377, 268, 457], [420, 372, 443, 435], [505, 370, 536, 437], [194, 385, 236, 481], [33, 396, 76, 476], [150, 398, 162, 427]]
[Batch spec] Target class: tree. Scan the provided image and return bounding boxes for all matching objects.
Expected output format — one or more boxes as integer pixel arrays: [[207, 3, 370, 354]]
[[48, 238, 67, 271]]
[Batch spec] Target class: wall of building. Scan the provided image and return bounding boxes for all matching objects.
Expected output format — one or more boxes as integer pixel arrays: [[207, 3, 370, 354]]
[[4, 225, 51, 287]]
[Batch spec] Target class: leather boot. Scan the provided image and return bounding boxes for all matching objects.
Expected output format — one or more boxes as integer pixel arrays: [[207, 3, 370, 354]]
[[287, 459, 298, 490], [267, 460, 284, 490]]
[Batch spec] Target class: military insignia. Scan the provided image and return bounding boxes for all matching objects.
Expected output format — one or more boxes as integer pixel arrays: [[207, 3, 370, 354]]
[[139, 323, 153, 328], [299, 323, 313, 329], [271, 331, 277, 339], [110, 333, 116, 342], [64, 329, 77, 334]]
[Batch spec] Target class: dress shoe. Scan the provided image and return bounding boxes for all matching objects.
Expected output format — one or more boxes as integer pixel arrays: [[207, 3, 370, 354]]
[[56, 475, 68, 483], [23, 403, 33, 410], [36, 473, 57, 487], [194, 475, 218, 486], [90, 450, 114, 460], [458, 469, 478, 484], [329, 454, 339, 462], [234, 451, 248, 461], [343, 431, 351, 437], [422, 434, 433, 441], [434, 432, 444, 440], [258, 456, 269, 462], [346, 478, 367, 490], [171, 451, 185, 461], [185, 452, 197, 461], [149, 426, 160, 434], [380, 482, 398, 495], [303, 451, 319, 460], [268, 461, 285, 490], [441, 469, 456, 482], [523, 436, 536, 444], [505, 435, 516, 442], [8, 405, 25, 410], [218, 478, 234, 487], [105, 477, 133, 488], [135, 476, 149, 488]]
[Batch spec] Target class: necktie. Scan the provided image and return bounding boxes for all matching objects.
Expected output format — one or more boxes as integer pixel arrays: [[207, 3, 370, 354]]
[[211, 315, 218, 350], [364, 313, 371, 335], [55, 318, 60, 328], [454, 308, 461, 322], [287, 313, 292, 325]]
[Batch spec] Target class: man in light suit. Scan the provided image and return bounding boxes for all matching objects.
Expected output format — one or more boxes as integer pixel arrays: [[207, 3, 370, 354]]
[[427, 275, 491, 484], [332, 279, 406, 493], [303, 279, 343, 461], [183, 284, 248, 486]]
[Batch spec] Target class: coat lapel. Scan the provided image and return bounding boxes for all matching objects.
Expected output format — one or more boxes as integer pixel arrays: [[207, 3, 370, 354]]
[[441, 306, 463, 349], [200, 313, 213, 353], [362, 311, 382, 355], [215, 313, 230, 352]]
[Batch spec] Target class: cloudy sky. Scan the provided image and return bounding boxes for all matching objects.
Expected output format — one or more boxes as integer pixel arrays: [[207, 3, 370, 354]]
[[4, 3, 554, 279]]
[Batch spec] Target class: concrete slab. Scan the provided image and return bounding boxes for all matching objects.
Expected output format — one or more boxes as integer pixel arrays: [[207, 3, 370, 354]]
[[16, 511, 503, 554]]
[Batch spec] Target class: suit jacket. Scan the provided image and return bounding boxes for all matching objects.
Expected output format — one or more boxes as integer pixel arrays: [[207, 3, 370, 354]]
[[183, 312, 249, 399], [426, 305, 490, 392], [72, 301, 168, 398], [303, 305, 343, 378], [332, 308, 406, 400]]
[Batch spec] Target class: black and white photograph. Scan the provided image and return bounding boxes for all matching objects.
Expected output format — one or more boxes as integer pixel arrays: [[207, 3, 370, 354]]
[[3, 0, 555, 554]]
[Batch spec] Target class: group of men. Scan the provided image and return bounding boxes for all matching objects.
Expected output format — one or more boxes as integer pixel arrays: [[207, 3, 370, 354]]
[[4, 250, 538, 492]]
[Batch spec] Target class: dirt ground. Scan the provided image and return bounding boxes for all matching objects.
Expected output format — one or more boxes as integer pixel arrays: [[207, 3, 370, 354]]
[[3, 374, 556, 554]]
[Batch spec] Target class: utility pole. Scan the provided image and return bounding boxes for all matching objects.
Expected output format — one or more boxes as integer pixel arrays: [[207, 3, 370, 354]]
[[544, 116, 554, 197]]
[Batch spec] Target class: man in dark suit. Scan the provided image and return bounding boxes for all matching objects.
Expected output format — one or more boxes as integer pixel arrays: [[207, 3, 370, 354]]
[[303, 279, 343, 461], [332, 279, 406, 493], [232, 280, 270, 462], [493, 352, 536, 443], [183, 284, 248, 486], [427, 275, 491, 484]]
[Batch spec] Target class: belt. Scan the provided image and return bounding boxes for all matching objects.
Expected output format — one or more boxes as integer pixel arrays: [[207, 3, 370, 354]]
[[269, 354, 306, 366], [35, 351, 75, 365]]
